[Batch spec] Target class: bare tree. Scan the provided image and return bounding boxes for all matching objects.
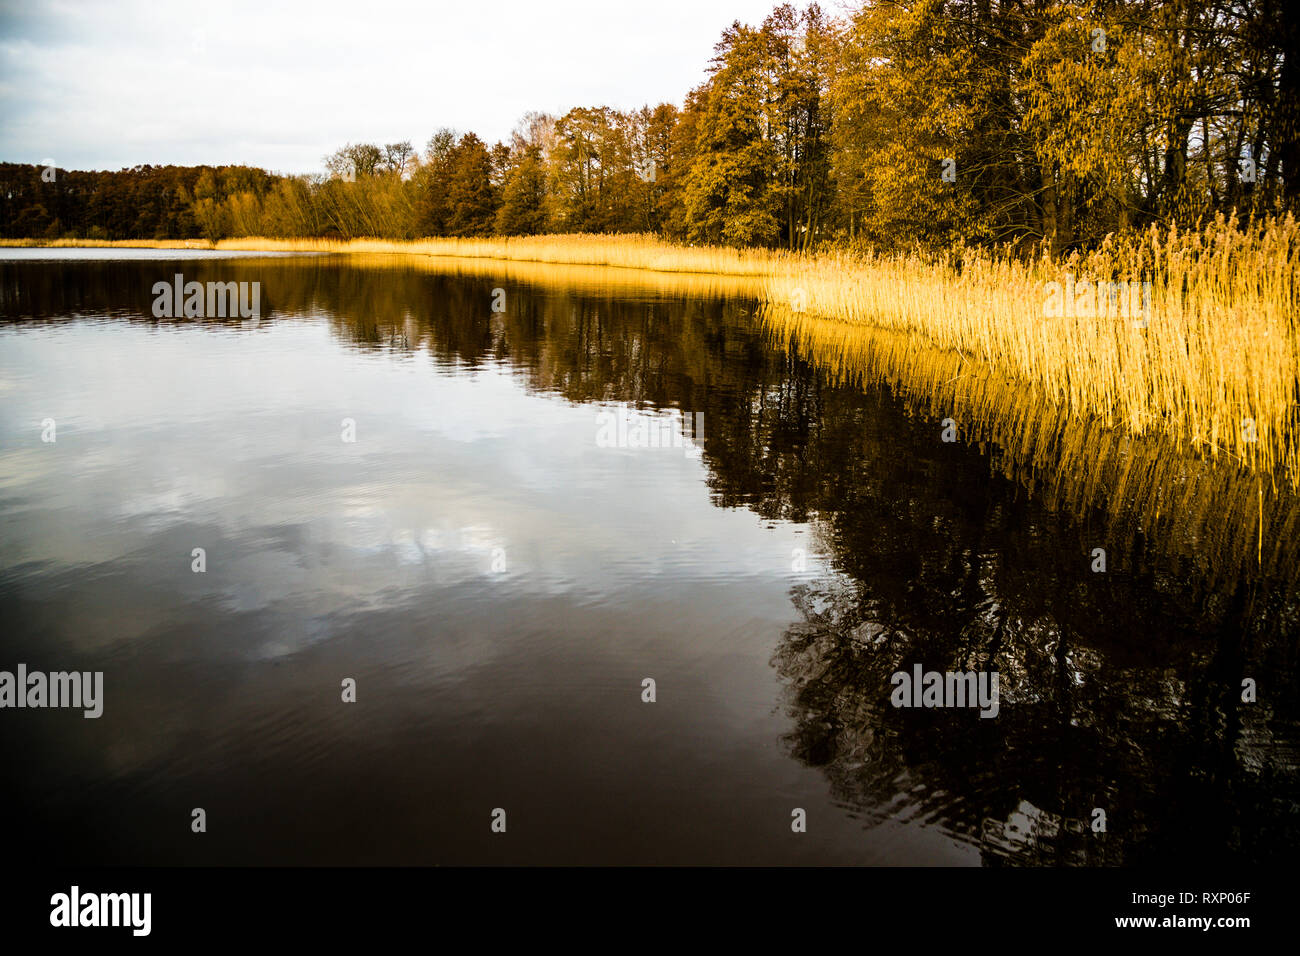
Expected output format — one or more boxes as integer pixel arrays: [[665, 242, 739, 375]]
[[323, 142, 384, 181], [383, 141, 414, 177], [424, 128, 459, 166]]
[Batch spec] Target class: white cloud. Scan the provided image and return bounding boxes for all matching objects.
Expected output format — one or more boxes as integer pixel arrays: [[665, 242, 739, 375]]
[[0, 0, 780, 173]]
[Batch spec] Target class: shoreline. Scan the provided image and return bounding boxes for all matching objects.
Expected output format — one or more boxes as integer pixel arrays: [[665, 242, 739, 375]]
[[4, 228, 1297, 488]]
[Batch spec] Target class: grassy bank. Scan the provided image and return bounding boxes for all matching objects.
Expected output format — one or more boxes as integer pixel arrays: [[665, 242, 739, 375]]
[[5, 220, 1297, 485], [0, 234, 796, 275]]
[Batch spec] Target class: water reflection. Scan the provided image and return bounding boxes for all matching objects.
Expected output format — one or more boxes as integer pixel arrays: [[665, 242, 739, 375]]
[[0, 252, 1295, 865]]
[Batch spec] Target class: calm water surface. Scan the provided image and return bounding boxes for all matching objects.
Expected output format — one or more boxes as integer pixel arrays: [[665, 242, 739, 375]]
[[1, 251, 1296, 865]]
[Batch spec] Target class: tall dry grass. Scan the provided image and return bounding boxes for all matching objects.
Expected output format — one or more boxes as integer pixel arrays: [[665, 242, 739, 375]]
[[763, 215, 1299, 484], [207, 234, 800, 276], [0, 238, 214, 249]]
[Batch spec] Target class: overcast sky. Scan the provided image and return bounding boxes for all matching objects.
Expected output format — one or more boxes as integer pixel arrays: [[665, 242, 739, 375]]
[[0, 0, 782, 175]]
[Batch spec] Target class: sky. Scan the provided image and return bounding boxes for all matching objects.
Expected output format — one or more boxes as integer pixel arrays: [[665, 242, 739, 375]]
[[0, 0, 782, 175]]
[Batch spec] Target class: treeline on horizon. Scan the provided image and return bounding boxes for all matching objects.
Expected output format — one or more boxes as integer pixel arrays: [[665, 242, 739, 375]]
[[2, 0, 1297, 256]]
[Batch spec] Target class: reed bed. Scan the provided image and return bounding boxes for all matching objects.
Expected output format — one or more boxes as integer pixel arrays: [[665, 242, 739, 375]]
[[764, 217, 1299, 485], [0, 238, 214, 249], [331, 252, 767, 301], [224, 234, 802, 277]]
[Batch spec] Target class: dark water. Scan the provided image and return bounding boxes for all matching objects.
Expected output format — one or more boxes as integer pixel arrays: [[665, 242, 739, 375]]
[[0, 250, 1296, 866]]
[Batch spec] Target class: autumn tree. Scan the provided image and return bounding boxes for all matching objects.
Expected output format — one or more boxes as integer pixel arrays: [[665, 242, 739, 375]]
[[496, 143, 548, 235], [444, 133, 497, 236], [680, 22, 782, 245]]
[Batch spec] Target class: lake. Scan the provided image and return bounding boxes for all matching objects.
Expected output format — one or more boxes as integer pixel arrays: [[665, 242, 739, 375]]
[[0, 249, 1296, 865]]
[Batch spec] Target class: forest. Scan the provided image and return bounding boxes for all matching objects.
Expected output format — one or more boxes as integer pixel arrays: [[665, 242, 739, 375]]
[[2, 0, 1296, 255]]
